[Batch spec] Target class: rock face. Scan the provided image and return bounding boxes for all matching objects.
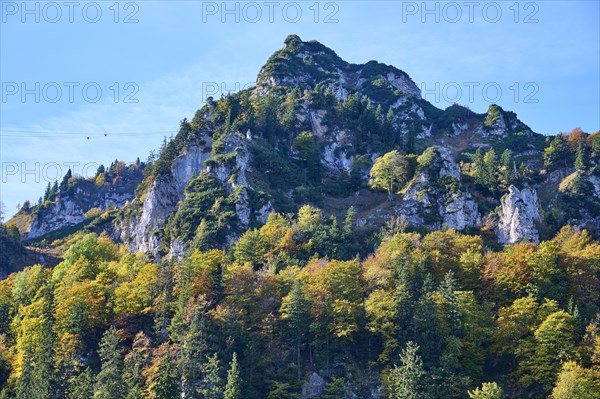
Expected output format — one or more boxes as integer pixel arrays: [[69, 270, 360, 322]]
[[25, 166, 143, 239], [116, 132, 260, 258], [496, 185, 541, 244], [300, 373, 326, 399], [118, 144, 212, 255], [395, 146, 479, 230], [28, 191, 133, 239]]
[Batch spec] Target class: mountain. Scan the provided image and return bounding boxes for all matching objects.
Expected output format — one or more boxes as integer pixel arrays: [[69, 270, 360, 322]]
[[2, 34, 600, 399], [8, 34, 600, 261]]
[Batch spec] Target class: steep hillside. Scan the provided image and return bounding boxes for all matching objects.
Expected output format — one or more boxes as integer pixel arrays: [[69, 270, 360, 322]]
[[8, 35, 600, 262], [9, 160, 144, 241]]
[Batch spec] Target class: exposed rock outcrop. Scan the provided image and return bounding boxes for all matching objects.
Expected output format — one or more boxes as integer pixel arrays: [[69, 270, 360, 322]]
[[25, 166, 143, 239], [395, 146, 479, 230], [496, 185, 541, 244], [117, 143, 212, 255], [301, 373, 326, 399]]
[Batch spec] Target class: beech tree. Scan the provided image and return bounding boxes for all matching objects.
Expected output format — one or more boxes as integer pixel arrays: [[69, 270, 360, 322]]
[[369, 150, 409, 201]]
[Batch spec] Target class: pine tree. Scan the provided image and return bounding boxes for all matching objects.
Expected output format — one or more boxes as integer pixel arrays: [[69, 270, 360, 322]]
[[343, 206, 357, 236], [43, 182, 51, 201], [500, 149, 514, 185], [412, 275, 443, 365], [179, 303, 208, 398], [224, 353, 242, 399], [387, 342, 431, 399], [50, 181, 59, 199], [439, 271, 461, 335], [94, 326, 124, 399], [544, 134, 571, 170], [472, 148, 485, 185]]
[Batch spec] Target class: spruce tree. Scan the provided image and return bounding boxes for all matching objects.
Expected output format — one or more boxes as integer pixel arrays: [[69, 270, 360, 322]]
[[153, 344, 180, 399], [123, 332, 151, 399], [387, 342, 430, 399], [94, 326, 124, 399], [472, 148, 485, 186], [179, 303, 208, 398], [343, 206, 357, 236], [198, 353, 222, 399], [67, 368, 94, 399], [280, 280, 310, 380], [482, 149, 498, 189], [575, 141, 588, 171], [500, 149, 514, 185], [43, 182, 51, 201], [224, 353, 242, 399]]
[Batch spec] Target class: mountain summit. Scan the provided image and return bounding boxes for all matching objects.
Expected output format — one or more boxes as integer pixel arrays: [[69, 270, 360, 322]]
[[256, 34, 421, 103]]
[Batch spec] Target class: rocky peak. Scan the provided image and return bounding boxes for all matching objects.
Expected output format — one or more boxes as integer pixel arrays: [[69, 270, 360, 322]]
[[256, 35, 421, 104], [479, 104, 534, 138]]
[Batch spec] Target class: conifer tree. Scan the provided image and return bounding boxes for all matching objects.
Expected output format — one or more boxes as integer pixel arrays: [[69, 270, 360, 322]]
[[153, 344, 180, 399], [94, 326, 124, 399], [280, 280, 310, 380], [67, 368, 94, 399], [224, 353, 242, 399], [575, 140, 588, 171], [123, 332, 151, 399], [387, 342, 431, 399], [199, 353, 222, 399]]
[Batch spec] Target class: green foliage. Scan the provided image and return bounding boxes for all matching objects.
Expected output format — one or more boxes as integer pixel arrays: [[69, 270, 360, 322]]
[[321, 377, 348, 399], [386, 342, 431, 399], [67, 368, 94, 399], [467, 382, 503, 399], [370, 150, 410, 200], [293, 131, 317, 161], [575, 140, 589, 171], [152, 344, 180, 399], [94, 326, 124, 399], [550, 361, 600, 399], [199, 353, 223, 399], [1, 220, 599, 399], [544, 134, 572, 170], [224, 353, 242, 399], [484, 104, 502, 127]]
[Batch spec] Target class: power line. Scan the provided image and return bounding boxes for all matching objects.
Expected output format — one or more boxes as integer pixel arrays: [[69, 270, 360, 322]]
[[0, 129, 178, 139]]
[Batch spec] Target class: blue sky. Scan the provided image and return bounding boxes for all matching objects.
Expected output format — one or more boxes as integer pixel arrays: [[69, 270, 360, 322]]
[[1, 0, 599, 218]]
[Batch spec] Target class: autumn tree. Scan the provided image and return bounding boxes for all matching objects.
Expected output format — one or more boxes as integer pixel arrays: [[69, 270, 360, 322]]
[[369, 150, 409, 201]]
